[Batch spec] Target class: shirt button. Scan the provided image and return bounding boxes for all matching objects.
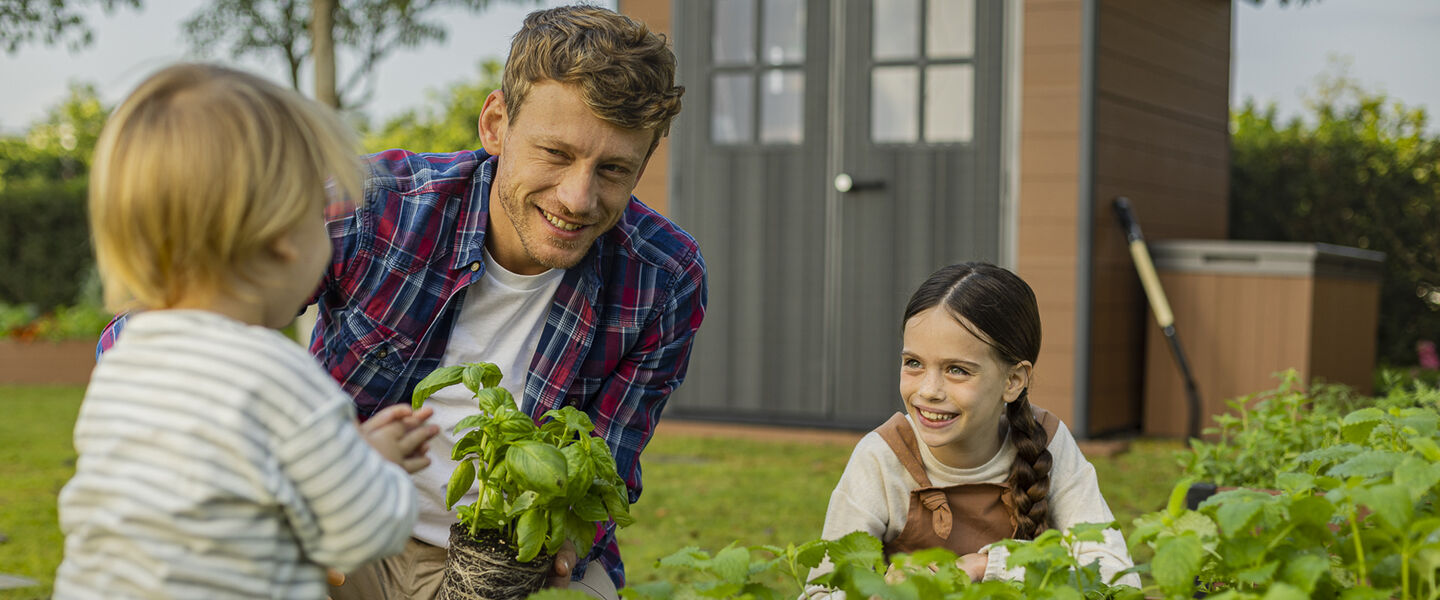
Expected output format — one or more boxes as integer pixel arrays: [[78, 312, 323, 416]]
[[470, 262, 480, 272], [376, 348, 390, 358]]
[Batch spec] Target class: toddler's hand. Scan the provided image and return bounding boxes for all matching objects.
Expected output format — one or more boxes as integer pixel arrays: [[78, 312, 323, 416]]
[[360, 404, 439, 473]]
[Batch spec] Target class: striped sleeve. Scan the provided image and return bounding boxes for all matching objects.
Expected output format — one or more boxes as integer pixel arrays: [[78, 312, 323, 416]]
[[271, 380, 417, 572]]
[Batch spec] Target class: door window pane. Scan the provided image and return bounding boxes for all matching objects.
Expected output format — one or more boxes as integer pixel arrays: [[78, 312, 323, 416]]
[[712, 73, 754, 144], [760, 69, 804, 144], [872, 0, 919, 61], [925, 64, 973, 142], [872, 66, 919, 143], [926, 0, 975, 58], [762, 0, 805, 64], [714, 0, 755, 65]]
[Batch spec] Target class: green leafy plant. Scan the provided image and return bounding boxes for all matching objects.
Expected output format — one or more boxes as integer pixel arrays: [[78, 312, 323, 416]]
[[411, 362, 635, 564], [1180, 370, 1368, 487], [620, 526, 1141, 600], [1137, 379, 1440, 599]]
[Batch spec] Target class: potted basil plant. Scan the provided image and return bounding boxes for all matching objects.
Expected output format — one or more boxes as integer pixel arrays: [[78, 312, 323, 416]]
[[410, 362, 634, 600]]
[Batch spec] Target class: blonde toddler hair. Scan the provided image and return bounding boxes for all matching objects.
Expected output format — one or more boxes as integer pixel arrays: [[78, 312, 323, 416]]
[[89, 63, 362, 312]]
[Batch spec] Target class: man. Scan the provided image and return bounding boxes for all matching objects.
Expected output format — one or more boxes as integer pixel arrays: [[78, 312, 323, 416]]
[[100, 5, 703, 599]]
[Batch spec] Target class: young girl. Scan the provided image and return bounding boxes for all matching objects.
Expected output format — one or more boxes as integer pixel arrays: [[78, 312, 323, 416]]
[[808, 262, 1139, 593], [55, 63, 436, 599]]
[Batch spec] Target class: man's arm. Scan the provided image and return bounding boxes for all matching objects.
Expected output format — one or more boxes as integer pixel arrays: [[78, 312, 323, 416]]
[[592, 251, 708, 504]]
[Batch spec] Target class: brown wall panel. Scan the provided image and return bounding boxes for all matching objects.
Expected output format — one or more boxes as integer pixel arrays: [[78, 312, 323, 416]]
[[1024, 91, 1084, 136], [1144, 274, 1315, 437], [1105, 0, 1231, 53], [1022, 135, 1082, 178], [1024, 49, 1084, 91], [1019, 0, 1084, 429], [1087, 0, 1231, 435], [1025, 3, 1083, 49], [1097, 9, 1229, 90], [1095, 99, 1228, 159], [1309, 277, 1382, 394], [617, 0, 673, 216]]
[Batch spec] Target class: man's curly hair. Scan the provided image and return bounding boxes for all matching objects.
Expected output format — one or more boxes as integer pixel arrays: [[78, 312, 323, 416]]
[[502, 5, 684, 150]]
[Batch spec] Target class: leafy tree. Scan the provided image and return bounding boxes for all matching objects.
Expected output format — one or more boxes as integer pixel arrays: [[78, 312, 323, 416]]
[[182, 0, 526, 110], [363, 60, 499, 153], [0, 82, 109, 189], [1230, 64, 1440, 366], [0, 0, 139, 54]]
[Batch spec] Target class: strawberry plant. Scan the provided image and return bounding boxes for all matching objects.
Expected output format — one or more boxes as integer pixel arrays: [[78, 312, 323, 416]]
[[410, 362, 634, 600]]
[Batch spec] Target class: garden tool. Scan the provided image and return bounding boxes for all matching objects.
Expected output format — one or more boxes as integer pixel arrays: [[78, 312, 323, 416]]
[[1113, 197, 1203, 440]]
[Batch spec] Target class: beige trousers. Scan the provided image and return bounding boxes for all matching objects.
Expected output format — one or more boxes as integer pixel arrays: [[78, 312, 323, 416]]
[[329, 537, 619, 600]]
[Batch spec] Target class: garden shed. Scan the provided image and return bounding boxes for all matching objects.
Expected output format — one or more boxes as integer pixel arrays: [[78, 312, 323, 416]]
[[617, 0, 1233, 437]]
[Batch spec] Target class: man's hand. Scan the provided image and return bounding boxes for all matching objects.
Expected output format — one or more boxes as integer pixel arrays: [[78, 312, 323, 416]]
[[545, 540, 578, 588], [359, 404, 439, 473]]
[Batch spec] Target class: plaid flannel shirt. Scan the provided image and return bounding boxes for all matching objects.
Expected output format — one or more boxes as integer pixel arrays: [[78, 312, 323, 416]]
[[99, 149, 708, 588]]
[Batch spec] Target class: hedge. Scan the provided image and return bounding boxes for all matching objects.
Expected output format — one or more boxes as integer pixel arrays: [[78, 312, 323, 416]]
[[0, 178, 92, 310]]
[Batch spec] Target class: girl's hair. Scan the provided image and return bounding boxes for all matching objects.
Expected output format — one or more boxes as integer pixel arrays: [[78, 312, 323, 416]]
[[903, 262, 1051, 540], [89, 63, 362, 312]]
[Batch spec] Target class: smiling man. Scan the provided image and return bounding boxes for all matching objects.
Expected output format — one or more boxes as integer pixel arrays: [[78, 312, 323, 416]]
[[306, 6, 704, 599], [316, 7, 703, 599]]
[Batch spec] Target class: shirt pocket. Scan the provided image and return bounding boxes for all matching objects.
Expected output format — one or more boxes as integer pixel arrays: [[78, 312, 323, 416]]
[[326, 309, 415, 381], [564, 376, 606, 409]]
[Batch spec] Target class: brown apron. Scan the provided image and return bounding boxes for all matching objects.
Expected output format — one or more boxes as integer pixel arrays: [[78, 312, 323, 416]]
[[877, 407, 1059, 557]]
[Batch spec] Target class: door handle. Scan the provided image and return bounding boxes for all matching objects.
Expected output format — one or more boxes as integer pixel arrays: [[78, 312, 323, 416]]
[[833, 173, 886, 193]]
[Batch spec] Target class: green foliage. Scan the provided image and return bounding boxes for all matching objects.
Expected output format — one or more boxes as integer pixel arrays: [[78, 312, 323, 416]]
[[621, 528, 1142, 600], [0, 178, 94, 311], [0, 301, 111, 341], [0, 0, 140, 54], [363, 60, 500, 154], [1230, 62, 1440, 365], [1, 83, 110, 312], [1154, 379, 1440, 599], [1, 82, 108, 188], [182, 0, 509, 110], [412, 362, 633, 563], [1183, 370, 1440, 488]]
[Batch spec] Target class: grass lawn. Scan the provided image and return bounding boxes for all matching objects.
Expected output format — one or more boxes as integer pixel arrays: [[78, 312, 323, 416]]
[[0, 386, 84, 600], [0, 385, 1183, 597]]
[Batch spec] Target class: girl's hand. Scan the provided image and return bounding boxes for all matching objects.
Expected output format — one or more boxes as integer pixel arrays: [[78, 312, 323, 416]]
[[957, 552, 988, 582]]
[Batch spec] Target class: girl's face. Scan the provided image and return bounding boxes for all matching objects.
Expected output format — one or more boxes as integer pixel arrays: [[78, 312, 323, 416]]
[[899, 307, 1031, 469]]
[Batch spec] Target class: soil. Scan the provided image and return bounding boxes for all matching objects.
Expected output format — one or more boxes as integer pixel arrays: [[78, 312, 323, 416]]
[[436, 524, 554, 600]]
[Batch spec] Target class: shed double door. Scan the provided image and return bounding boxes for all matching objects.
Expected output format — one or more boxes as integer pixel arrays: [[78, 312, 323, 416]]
[[669, 0, 1005, 428]]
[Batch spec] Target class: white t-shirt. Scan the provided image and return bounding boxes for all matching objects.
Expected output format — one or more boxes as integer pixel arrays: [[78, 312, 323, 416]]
[[410, 250, 564, 547], [56, 310, 416, 599]]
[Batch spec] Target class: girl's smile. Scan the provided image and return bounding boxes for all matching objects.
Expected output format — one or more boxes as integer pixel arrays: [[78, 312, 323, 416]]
[[900, 307, 1030, 469]]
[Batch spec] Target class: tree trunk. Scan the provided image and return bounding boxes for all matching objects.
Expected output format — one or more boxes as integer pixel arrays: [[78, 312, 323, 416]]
[[311, 0, 338, 108]]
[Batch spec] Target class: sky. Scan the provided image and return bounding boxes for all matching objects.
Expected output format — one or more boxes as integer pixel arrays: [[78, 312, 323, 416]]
[[1231, 0, 1440, 129], [2, 0, 1438, 135]]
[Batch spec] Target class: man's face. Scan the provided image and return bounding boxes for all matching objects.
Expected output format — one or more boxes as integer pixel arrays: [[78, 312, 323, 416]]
[[479, 80, 654, 275]]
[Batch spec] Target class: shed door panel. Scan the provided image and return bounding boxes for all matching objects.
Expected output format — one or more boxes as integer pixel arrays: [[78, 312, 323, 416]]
[[670, 0, 1004, 428]]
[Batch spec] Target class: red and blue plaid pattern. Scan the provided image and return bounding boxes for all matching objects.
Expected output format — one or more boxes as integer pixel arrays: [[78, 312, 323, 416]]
[[100, 149, 707, 588]]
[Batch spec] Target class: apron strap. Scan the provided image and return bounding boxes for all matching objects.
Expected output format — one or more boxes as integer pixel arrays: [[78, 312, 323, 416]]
[[876, 412, 954, 538]]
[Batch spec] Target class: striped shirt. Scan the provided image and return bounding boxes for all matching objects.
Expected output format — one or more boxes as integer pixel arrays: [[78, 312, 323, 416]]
[[59, 310, 417, 599]]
